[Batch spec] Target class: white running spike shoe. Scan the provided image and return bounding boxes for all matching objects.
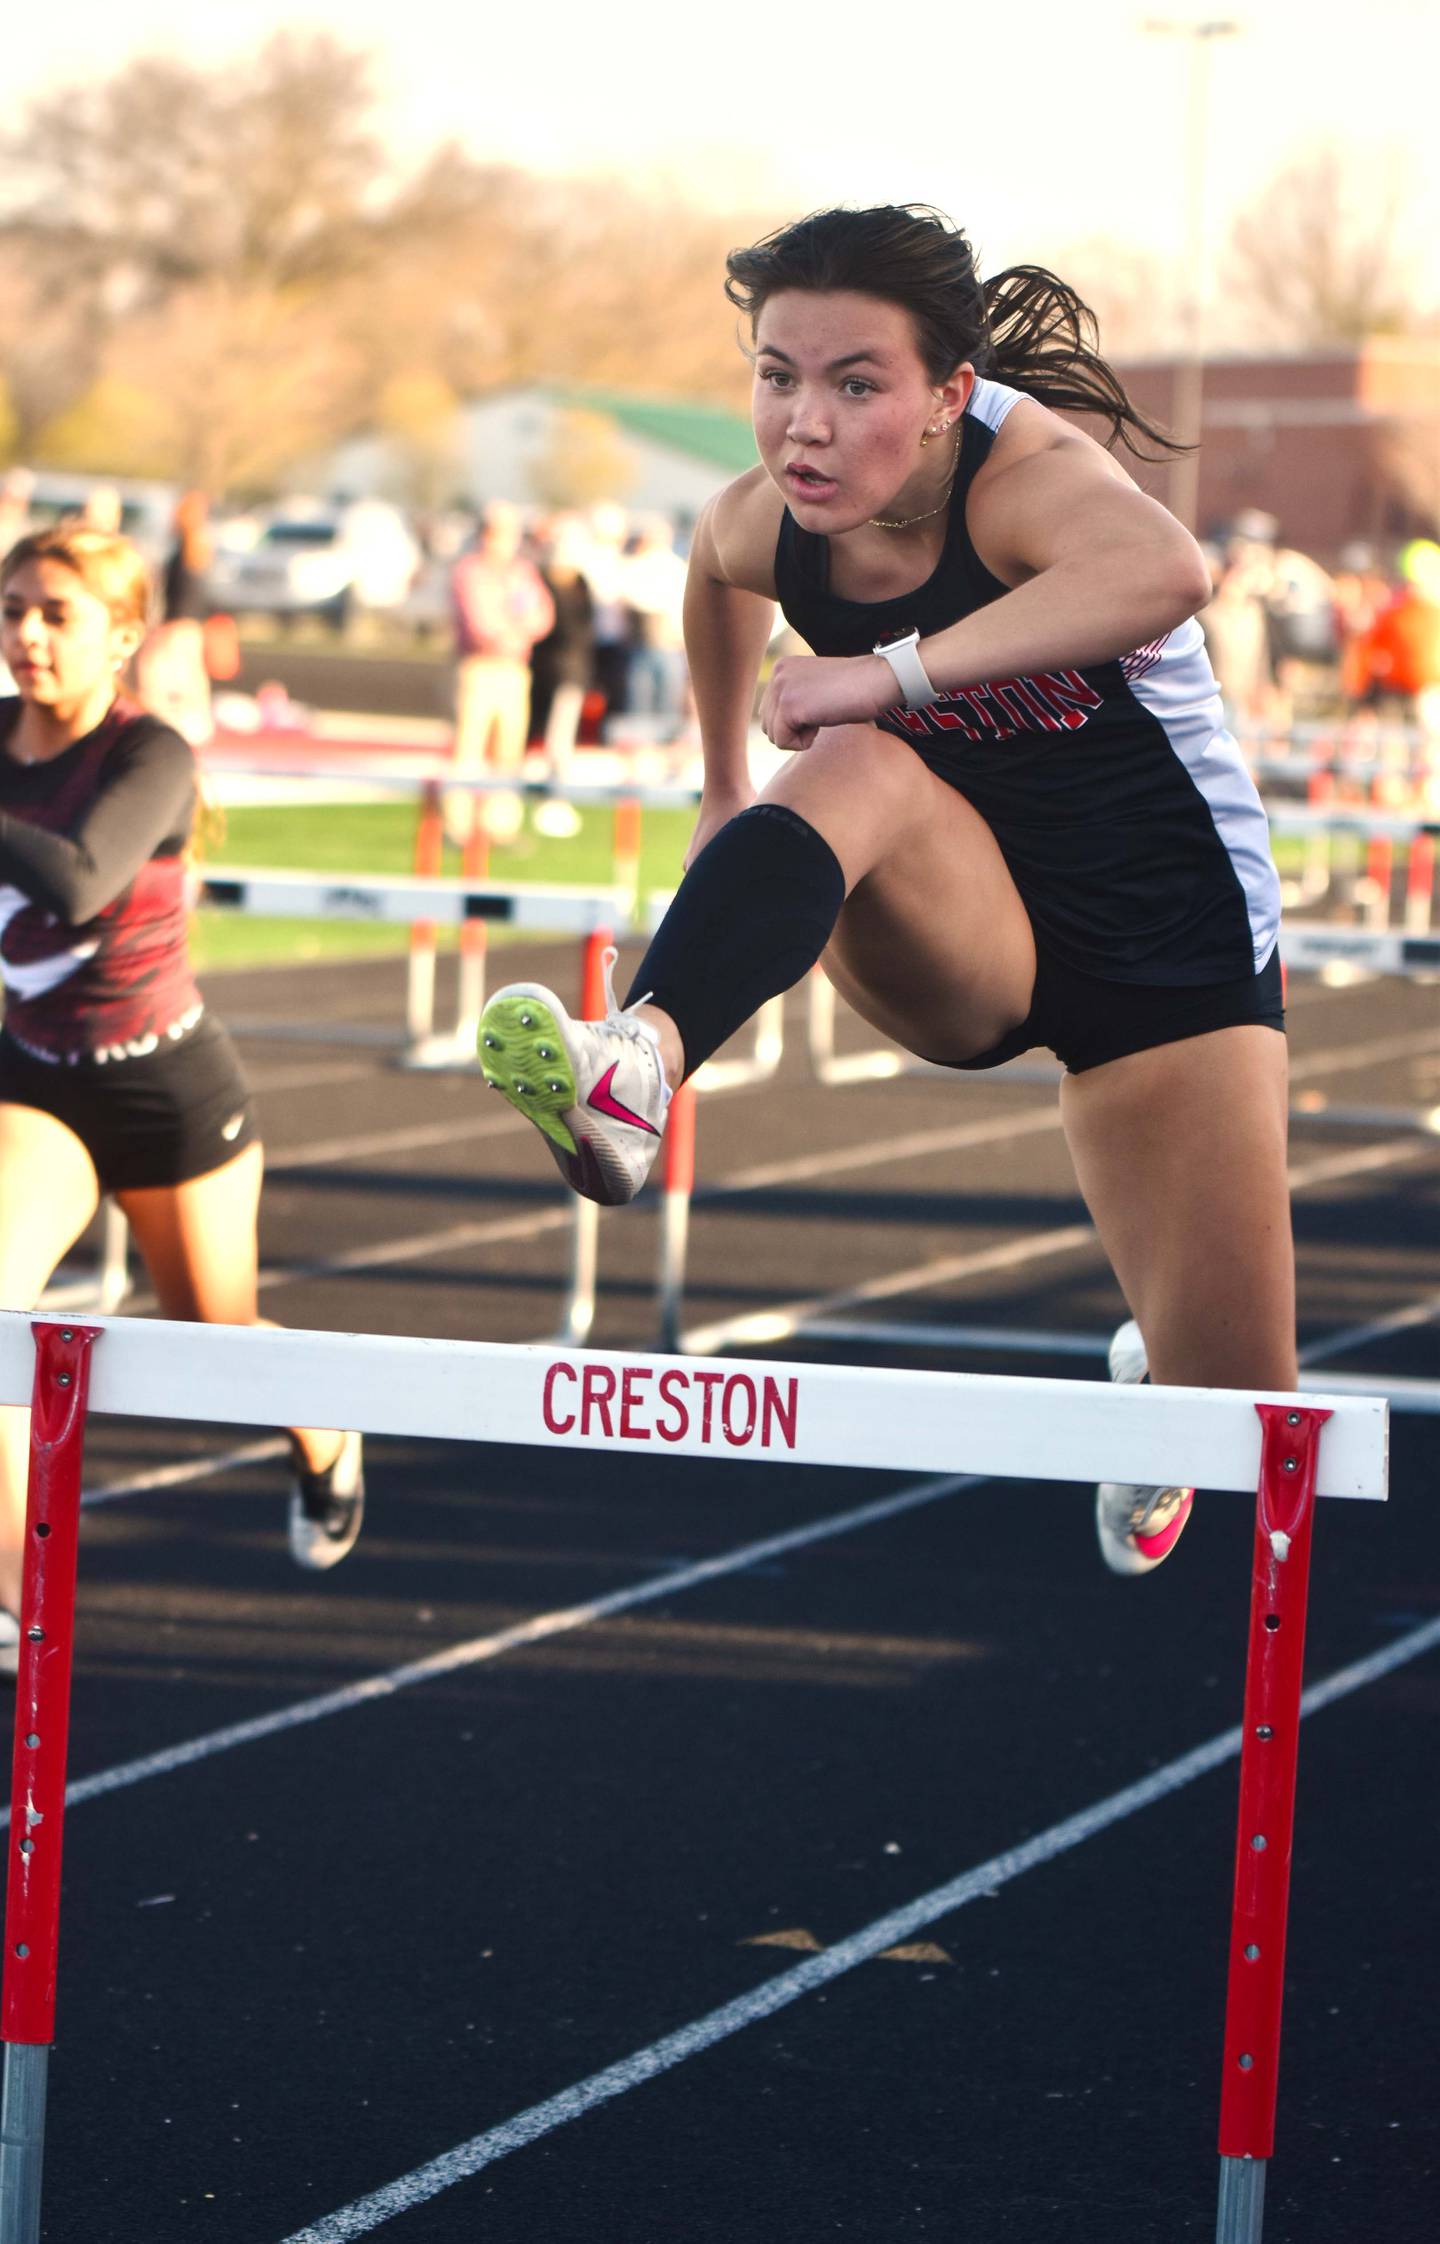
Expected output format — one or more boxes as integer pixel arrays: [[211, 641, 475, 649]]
[[478, 947, 672, 1207], [288, 1428, 365, 1572], [1095, 1319, 1195, 1577]]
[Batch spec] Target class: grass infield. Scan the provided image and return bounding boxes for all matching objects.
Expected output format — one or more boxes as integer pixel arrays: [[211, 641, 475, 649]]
[[191, 798, 695, 972]]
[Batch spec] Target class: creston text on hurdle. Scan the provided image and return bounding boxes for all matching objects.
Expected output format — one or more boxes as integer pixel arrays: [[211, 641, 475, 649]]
[[542, 1361, 799, 1450]]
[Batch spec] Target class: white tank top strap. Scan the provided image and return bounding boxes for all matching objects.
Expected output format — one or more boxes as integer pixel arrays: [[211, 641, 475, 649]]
[[966, 376, 1025, 432]]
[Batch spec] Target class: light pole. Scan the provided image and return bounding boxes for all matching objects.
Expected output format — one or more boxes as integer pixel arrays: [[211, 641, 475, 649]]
[[1145, 17, 1240, 532]]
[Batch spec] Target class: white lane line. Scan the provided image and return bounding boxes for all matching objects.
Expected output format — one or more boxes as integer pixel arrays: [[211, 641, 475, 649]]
[[1287, 1137, 1438, 1192], [681, 1133, 1435, 1357], [83, 1438, 290, 1509], [1290, 1024, 1440, 1083], [245, 1018, 1436, 1182], [265, 1109, 525, 1172], [1303, 1287, 1440, 1367], [273, 1608, 1440, 2244], [10, 1473, 980, 1830], [682, 1225, 1097, 1356], [246, 1061, 379, 1095], [701, 1103, 1062, 1197], [120, 1205, 578, 1316], [122, 1099, 1063, 1313]]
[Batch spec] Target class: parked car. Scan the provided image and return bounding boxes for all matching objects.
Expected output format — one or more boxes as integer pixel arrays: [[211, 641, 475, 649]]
[[208, 499, 422, 629], [10, 470, 178, 568]]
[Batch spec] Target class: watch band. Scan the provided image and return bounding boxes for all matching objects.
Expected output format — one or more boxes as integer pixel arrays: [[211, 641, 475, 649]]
[[872, 630, 936, 711]]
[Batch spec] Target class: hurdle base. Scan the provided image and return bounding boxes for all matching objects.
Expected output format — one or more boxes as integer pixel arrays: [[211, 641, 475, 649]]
[[395, 1032, 484, 1073], [1216, 2153, 1266, 2243], [0, 2044, 49, 2244]]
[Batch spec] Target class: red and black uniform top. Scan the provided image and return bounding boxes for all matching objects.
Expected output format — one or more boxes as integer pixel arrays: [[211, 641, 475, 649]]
[[0, 695, 200, 1065]]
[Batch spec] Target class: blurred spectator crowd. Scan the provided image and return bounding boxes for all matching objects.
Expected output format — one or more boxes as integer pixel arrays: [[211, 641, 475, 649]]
[[4, 467, 1438, 817], [0, 471, 698, 815], [1200, 509, 1440, 744]]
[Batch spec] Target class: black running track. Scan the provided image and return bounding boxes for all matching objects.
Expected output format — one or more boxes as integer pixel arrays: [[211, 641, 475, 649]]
[[23, 944, 1440, 2243]]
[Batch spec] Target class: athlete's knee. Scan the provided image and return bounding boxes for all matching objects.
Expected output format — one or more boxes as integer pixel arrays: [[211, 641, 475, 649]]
[[770, 722, 923, 839]]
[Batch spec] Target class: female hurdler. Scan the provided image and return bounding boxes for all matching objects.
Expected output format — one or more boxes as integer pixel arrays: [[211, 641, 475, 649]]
[[0, 525, 365, 1673], [479, 205, 1295, 1576]]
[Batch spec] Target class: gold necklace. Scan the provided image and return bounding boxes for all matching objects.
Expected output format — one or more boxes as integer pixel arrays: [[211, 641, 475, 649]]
[[868, 425, 963, 531]]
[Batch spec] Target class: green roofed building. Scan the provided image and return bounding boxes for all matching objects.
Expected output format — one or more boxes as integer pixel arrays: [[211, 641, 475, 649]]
[[313, 384, 757, 523]]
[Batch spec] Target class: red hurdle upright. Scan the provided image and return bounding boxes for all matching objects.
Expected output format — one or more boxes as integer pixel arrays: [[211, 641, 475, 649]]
[[0, 1323, 101, 2244], [1214, 1401, 1330, 2243], [406, 778, 445, 1046], [656, 1081, 698, 1352]]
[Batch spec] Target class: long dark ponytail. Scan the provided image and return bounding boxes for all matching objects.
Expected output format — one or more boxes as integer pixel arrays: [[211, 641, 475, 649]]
[[725, 204, 1184, 460]]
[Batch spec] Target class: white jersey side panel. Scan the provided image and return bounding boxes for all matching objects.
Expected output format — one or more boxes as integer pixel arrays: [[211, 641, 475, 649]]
[[1123, 619, 1280, 970]]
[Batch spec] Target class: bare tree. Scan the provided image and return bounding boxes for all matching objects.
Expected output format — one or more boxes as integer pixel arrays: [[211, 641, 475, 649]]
[[0, 34, 776, 495], [1224, 144, 1422, 347], [33, 282, 361, 492], [0, 33, 382, 310], [1046, 238, 1181, 360]]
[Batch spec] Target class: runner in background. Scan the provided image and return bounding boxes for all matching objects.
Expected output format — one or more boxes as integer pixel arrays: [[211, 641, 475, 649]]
[[480, 203, 1296, 1581], [0, 524, 366, 1676]]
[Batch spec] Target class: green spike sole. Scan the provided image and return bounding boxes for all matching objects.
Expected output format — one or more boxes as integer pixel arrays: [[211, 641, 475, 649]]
[[478, 994, 579, 1155]]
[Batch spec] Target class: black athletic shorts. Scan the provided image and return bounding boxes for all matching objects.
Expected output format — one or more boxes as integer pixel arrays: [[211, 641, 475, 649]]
[[947, 944, 1285, 1077], [0, 1012, 258, 1192]]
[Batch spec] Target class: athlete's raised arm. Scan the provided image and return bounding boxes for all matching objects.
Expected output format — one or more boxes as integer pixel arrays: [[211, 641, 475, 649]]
[[0, 721, 194, 922], [760, 428, 1211, 752], [934, 434, 1211, 679]]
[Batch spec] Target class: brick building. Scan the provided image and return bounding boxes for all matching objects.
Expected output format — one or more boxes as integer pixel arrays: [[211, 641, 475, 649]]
[[1111, 341, 1440, 561]]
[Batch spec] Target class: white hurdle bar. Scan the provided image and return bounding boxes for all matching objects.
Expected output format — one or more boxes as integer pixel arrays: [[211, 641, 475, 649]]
[[1280, 924, 1440, 978], [197, 866, 634, 936], [0, 1314, 1389, 2244], [1266, 808, 1438, 930], [197, 866, 634, 1069]]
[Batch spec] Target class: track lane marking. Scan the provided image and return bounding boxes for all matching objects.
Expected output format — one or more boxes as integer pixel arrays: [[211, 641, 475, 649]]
[[272, 1608, 1440, 2244], [682, 1134, 1437, 1355], [12, 1473, 982, 1829]]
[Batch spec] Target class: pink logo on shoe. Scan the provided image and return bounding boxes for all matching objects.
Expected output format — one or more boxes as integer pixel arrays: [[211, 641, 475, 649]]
[[587, 1063, 661, 1135], [1134, 1489, 1194, 1561]]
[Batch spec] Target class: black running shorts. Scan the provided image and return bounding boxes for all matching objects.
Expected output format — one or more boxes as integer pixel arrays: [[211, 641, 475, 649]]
[[0, 1013, 258, 1191], [947, 944, 1285, 1076]]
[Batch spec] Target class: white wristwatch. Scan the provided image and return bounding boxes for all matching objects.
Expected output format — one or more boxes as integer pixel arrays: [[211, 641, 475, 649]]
[[872, 628, 936, 711]]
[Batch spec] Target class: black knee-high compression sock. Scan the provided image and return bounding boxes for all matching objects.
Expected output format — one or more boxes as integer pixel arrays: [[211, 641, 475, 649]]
[[623, 803, 846, 1076]]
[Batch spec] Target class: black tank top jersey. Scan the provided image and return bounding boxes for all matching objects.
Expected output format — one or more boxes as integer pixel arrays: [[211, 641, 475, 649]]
[[0, 695, 201, 1063], [773, 378, 1280, 986]]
